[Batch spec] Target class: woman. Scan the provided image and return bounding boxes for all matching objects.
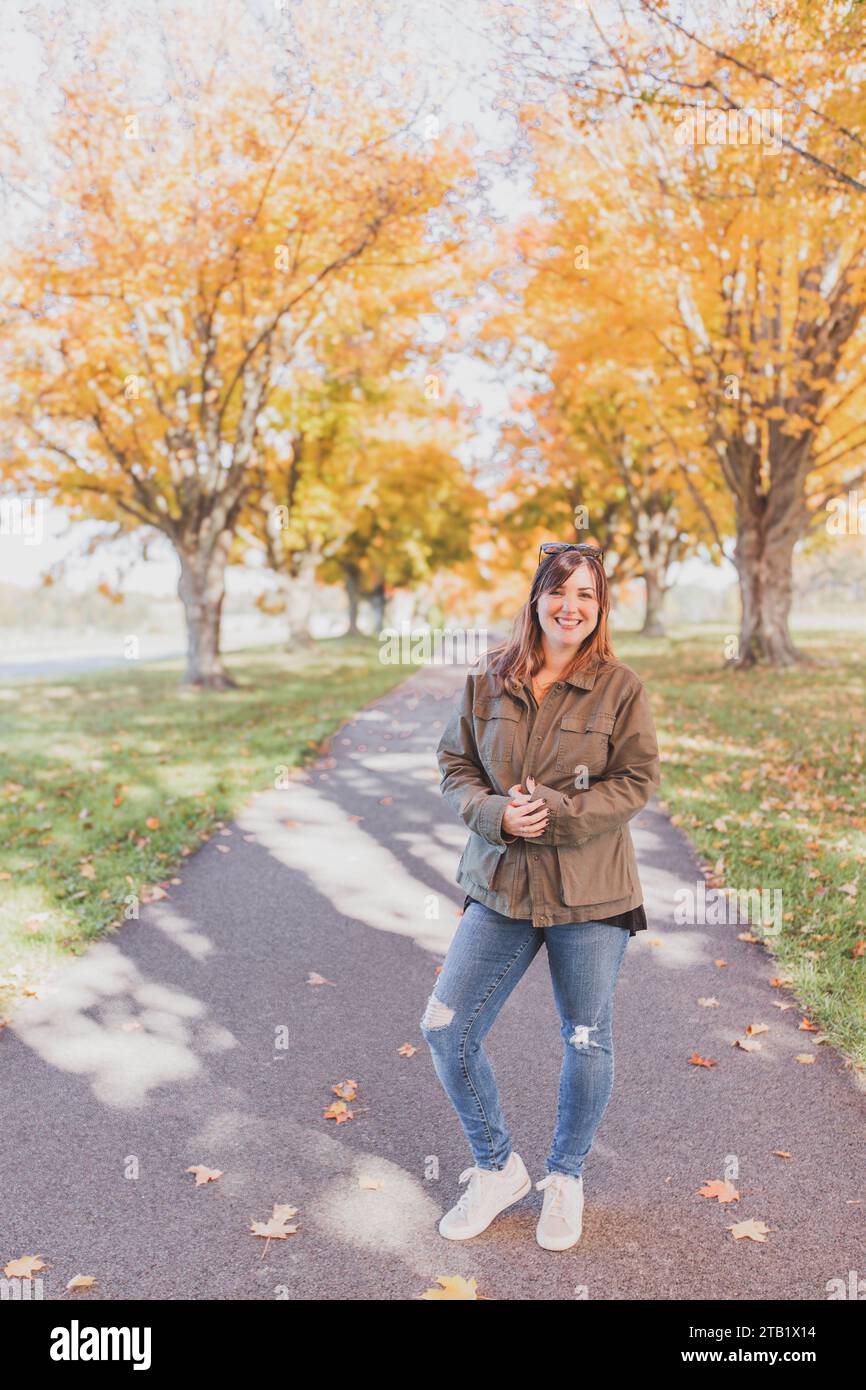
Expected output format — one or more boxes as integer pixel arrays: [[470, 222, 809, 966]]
[[422, 541, 661, 1251]]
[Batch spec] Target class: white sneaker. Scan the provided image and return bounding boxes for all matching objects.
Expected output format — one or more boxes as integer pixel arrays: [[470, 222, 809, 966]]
[[438, 1152, 532, 1240], [535, 1172, 584, 1250]]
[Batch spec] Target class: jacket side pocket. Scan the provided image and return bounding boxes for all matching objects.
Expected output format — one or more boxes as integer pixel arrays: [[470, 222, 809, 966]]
[[459, 831, 507, 890], [555, 826, 634, 906]]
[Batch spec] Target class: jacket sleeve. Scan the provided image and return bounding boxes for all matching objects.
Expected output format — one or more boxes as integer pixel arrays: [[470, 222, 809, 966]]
[[436, 673, 516, 847], [529, 679, 661, 846]]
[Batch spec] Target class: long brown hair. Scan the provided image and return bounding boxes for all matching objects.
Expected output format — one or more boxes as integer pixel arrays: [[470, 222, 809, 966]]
[[484, 549, 615, 696]]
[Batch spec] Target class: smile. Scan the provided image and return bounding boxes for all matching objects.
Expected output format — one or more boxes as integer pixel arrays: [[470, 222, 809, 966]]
[[555, 617, 582, 628]]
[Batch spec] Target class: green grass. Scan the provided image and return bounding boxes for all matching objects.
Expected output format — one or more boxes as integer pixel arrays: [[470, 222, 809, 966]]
[[0, 637, 415, 1020], [615, 626, 866, 1072]]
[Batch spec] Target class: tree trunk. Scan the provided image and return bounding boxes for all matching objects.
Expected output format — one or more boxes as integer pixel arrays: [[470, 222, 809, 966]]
[[733, 515, 810, 667], [641, 568, 667, 636], [285, 548, 319, 649], [177, 538, 237, 688], [368, 580, 386, 632], [345, 570, 361, 635]]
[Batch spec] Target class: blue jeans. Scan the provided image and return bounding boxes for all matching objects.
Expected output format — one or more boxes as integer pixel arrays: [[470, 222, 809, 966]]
[[420, 899, 629, 1179]]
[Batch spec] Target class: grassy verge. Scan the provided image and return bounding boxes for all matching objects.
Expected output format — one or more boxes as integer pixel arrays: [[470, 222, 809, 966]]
[[616, 626, 866, 1072], [0, 636, 415, 1021]]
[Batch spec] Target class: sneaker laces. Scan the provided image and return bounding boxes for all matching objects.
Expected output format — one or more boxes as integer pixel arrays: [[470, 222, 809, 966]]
[[455, 1164, 498, 1217], [536, 1172, 579, 1221]]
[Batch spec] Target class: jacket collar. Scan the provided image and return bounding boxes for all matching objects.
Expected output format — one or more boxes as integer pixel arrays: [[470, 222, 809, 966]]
[[504, 654, 602, 700], [563, 656, 601, 690]]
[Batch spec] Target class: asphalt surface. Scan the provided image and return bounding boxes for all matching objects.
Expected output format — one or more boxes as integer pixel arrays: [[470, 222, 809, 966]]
[[3, 660, 864, 1302]]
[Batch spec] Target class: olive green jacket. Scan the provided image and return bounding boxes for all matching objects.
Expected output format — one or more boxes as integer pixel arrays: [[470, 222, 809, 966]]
[[435, 654, 661, 927]]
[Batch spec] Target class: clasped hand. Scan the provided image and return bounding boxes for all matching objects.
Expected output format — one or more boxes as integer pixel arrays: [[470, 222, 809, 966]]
[[502, 775, 549, 839]]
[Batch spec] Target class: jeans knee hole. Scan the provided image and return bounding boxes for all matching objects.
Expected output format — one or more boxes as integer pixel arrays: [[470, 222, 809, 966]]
[[422, 994, 455, 1030]]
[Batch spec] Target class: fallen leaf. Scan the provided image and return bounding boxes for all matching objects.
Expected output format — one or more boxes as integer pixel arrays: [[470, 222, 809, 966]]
[[745, 1023, 769, 1036], [772, 1150, 791, 1160], [359, 1176, 384, 1190], [398, 1043, 417, 1056], [733, 1038, 762, 1051], [323, 1100, 354, 1122], [271, 1204, 298, 1222], [186, 1165, 223, 1186], [417, 1275, 480, 1300], [697, 997, 720, 1007], [140, 885, 167, 903], [794, 1053, 816, 1064], [3, 1255, 47, 1278], [250, 1205, 299, 1240], [307, 972, 336, 986], [689, 1053, 718, 1068], [698, 1179, 740, 1203], [66, 1275, 97, 1290], [727, 1218, 771, 1242]]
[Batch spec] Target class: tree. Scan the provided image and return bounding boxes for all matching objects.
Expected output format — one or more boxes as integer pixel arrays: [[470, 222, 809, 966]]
[[487, 1, 866, 664], [0, 0, 474, 684]]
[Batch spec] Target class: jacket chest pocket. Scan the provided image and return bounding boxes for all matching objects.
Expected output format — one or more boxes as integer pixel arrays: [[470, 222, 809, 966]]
[[554, 709, 616, 775], [473, 697, 522, 766]]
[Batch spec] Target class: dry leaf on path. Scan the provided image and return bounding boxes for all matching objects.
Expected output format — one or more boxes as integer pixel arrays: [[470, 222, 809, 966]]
[[727, 1219, 771, 1242], [4, 1255, 47, 1278], [186, 1165, 223, 1186], [698, 1179, 740, 1203], [418, 1275, 480, 1300]]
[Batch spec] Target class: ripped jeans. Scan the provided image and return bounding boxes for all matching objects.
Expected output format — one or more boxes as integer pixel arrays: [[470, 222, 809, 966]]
[[420, 899, 630, 1179]]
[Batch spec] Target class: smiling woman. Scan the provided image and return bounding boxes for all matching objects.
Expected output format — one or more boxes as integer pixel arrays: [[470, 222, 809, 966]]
[[423, 541, 661, 1252]]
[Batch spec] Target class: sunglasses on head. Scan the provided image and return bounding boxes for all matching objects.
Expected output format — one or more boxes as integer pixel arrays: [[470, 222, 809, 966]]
[[537, 541, 605, 568]]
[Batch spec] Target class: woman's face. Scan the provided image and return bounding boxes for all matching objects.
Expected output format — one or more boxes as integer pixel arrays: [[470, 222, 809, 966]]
[[536, 561, 601, 653]]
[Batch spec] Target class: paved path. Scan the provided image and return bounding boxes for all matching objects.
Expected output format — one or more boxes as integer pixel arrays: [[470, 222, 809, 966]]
[[2, 662, 864, 1301]]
